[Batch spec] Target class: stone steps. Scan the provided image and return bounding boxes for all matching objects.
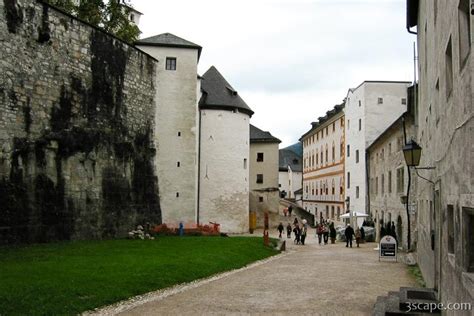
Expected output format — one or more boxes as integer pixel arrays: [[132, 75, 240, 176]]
[[373, 287, 439, 316]]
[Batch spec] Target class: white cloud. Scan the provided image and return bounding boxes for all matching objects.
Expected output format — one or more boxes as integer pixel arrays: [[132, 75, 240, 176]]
[[132, 0, 414, 147]]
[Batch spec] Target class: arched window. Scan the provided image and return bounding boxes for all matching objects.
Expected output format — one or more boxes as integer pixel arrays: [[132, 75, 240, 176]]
[[332, 142, 336, 162]]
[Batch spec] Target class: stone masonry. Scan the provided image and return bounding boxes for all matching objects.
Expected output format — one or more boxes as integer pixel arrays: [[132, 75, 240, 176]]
[[0, 0, 161, 243]]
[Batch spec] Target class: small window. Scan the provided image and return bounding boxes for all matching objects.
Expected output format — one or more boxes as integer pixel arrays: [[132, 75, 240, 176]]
[[130, 14, 135, 22], [177, 131, 181, 137], [447, 205, 454, 254], [375, 177, 378, 195], [347, 145, 350, 157], [463, 207, 474, 272], [401, 98, 407, 105], [176, 192, 179, 197], [358, 119, 362, 131], [378, 97, 383, 104], [177, 161, 180, 167], [166, 57, 177, 70], [356, 150, 359, 163], [358, 100, 361, 107], [356, 186, 359, 198], [381, 174, 385, 194], [292, 159, 298, 164], [243, 158, 247, 169], [458, 0, 471, 69], [397, 167, 405, 193], [446, 38, 453, 98], [257, 152, 264, 162], [332, 122, 335, 132], [388, 171, 392, 193], [347, 172, 350, 189], [347, 120, 350, 130], [256, 174, 263, 183], [259, 196, 264, 203]]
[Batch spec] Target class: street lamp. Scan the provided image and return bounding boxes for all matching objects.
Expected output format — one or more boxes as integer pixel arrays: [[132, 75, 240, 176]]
[[345, 197, 351, 227], [402, 139, 422, 167]]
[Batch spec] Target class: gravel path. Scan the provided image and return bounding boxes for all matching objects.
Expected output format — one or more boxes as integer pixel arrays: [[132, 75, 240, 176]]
[[90, 231, 416, 316]]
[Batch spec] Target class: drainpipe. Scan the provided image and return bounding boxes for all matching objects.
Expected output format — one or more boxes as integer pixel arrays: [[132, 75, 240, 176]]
[[197, 110, 202, 225]]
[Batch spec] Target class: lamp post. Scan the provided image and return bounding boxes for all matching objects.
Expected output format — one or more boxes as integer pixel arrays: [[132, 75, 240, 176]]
[[345, 197, 351, 227]]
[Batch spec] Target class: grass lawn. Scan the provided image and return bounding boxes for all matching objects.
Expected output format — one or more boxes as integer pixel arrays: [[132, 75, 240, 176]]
[[0, 236, 278, 315]]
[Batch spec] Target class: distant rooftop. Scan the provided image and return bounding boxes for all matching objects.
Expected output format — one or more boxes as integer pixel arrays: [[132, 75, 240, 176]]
[[279, 149, 302, 173], [250, 125, 281, 144], [135, 33, 202, 59], [199, 66, 254, 117]]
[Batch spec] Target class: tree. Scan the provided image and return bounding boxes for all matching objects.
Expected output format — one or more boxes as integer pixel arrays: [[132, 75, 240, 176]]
[[45, 0, 141, 43]]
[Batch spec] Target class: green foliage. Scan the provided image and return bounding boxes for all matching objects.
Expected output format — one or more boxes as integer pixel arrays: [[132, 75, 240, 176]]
[[0, 237, 278, 315], [408, 264, 426, 288], [45, 0, 141, 43]]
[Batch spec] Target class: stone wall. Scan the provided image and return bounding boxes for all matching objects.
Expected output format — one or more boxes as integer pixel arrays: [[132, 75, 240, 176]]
[[0, 0, 160, 243]]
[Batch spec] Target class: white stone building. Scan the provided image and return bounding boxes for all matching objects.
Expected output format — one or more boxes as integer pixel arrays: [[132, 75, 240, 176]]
[[135, 33, 201, 226], [278, 144, 302, 200], [300, 103, 346, 223], [249, 125, 281, 225], [198, 66, 254, 233], [344, 81, 410, 216], [367, 110, 416, 249], [407, 0, 473, 306]]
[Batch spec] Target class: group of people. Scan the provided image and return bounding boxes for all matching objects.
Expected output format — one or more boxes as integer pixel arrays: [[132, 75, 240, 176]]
[[277, 218, 367, 248], [277, 217, 308, 245]]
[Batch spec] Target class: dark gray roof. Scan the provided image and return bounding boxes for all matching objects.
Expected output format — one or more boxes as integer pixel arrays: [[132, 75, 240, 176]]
[[299, 102, 345, 141], [250, 125, 281, 143], [199, 66, 254, 116], [135, 33, 202, 59], [279, 149, 302, 172]]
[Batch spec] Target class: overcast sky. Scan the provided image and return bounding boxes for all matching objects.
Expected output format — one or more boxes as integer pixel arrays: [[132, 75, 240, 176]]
[[132, 0, 415, 148]]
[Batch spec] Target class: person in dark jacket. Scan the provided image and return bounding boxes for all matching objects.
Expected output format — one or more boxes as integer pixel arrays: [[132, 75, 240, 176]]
[[293, 224, 301, 244], [277, 222, 284, 238], [360, 226, 365, 240], [345, 224, 355, 248], [286, 223, 292, 238]]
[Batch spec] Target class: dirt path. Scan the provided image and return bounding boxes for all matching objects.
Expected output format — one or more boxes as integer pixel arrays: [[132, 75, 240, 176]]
[[94, 231, 416, 316]]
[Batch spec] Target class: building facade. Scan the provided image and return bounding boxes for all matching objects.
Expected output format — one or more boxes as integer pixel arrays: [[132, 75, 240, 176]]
[[300, 103, 346, 223], [407, 0, 473, 307], [198, 66, 254, 233], [345, 81, 410, 216], [249, 125, 281, 224], [367, 113, 416, 249], [278, 144, 303, 200], [136, 33, 201, 226]]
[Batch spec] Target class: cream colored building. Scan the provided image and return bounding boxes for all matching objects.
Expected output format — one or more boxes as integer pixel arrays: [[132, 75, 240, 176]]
[[345, 81, 410, 216], [198, 66, 254, 233], [135, 33, 201, 226], [367, 111, 416, 249], [249, 125, 281, 224], [407, 0, 473, 307], [300, 103, 346, 223]]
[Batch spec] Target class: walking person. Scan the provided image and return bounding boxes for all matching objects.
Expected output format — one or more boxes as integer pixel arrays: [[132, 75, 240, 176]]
[[293, 217, 299, 226], [323, 221, 329, 245], [288, 205, 293, 217], [316, 223, 324, 245], [355, 227, 361, 247], [345, 224, 355, 248], [300, 219, 308, 245], [277, 222, 284, 238], [286, 222, 292, 238], [293, 223, 301, 244]]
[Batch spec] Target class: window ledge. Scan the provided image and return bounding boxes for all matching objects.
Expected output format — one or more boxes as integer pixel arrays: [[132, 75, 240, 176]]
[[447, 253, 455, 268]]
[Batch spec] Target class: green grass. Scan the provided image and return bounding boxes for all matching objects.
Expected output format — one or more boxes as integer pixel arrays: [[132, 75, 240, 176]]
[[408, 264, 426, 288], [0, 237, 278, 315]]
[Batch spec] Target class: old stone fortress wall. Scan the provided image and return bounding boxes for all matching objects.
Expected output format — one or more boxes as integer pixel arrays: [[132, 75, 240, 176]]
[[0, 0, 161, 243]]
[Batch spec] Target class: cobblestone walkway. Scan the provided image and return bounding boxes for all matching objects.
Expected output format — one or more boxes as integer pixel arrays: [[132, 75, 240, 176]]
[[94, 230, 416, 316]]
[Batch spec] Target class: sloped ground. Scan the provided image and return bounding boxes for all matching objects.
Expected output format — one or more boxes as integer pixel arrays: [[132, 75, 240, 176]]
[[107, 231, 416, 316]]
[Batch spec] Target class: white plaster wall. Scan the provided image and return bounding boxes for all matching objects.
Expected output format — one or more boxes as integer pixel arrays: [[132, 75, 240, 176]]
[[289, 168, 302, 198], [345, 82, 408, 216], [135, 45, 198, 225], [199, 109, 250, 233], [278, 171, 290, 196]]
